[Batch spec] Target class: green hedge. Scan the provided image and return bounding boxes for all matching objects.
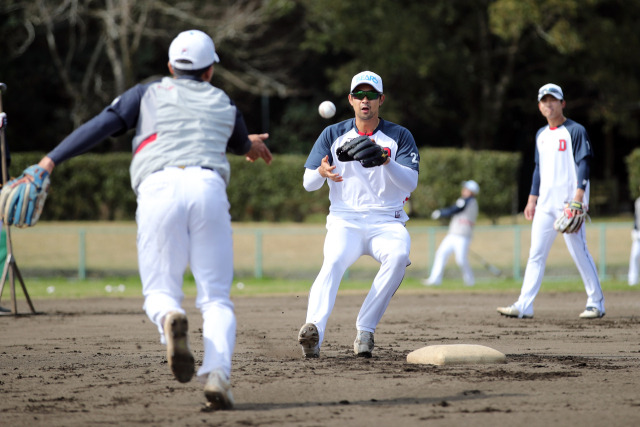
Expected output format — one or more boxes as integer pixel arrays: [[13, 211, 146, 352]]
[[7, 148, 521, 222], [411, 148, 521, 222], [625, 148, 640, 200]]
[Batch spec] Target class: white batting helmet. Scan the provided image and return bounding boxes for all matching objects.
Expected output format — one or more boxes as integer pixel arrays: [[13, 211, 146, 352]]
[[462, 180, 480, 195]]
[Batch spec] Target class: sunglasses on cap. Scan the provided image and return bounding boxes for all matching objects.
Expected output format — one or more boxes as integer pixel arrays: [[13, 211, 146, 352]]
[[350, 90, 382, 100]]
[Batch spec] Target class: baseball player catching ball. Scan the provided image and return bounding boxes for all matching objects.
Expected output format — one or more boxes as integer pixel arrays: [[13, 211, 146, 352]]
[[497, 83, 605, 319], [422, 180, 479, 287], [11, 30, 272, 408], [297, 71, 420, 358]]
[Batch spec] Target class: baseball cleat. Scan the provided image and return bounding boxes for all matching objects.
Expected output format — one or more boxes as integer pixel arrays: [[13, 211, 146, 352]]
[[164, 311, 195, 383], [354, 330, 374, 358], [204, 369, 234, 410], [579, 307, 605, 319], [298, 323, 320, 358], [421, 278, 441, 286], [497, 305, 533, 319]]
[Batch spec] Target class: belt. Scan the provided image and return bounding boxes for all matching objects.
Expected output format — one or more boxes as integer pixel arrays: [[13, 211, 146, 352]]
[[167, 166, 214, 171], [155, 166, 215, 174]]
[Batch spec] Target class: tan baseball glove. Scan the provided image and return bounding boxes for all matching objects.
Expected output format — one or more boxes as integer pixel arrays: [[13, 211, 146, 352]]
[[553, 200, 589, 233]]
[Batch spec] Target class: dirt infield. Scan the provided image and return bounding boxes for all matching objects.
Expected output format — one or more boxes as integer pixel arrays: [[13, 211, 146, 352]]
[[2, 290, 640, 426]]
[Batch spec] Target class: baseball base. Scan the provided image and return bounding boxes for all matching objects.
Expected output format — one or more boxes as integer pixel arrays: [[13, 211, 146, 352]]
[[406, 344, 506, 366]]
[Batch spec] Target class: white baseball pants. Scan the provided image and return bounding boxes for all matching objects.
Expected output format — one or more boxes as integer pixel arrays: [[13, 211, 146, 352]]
[[305, 215, 411, 347], [513, 209, 605, 317], [136, 167, 236, 380], [628, 235, 640, 285], [426, 233, 474, 286]]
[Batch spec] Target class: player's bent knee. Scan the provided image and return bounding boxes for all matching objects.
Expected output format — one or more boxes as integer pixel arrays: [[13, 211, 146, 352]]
[[381, 250, 410, 267]]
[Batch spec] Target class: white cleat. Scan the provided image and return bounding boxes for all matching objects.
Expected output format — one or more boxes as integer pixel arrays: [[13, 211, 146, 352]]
[[298, 323, 320, 358], [497, 305, 533, 319], [204, 369, 234, 410], [354, 330, 374, 358], [579, 307, 605, 319], [164, 311, 195, 383], [421, 278, 441, 287]]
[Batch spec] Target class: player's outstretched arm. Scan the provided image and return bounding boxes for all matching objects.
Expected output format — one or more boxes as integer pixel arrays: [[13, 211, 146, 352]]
[[38, 156, 56, 174], [245, 133, 272, 164], [303, 156, 342, 191], [384, 159, 417, 193], [318, 155, 342, 182]]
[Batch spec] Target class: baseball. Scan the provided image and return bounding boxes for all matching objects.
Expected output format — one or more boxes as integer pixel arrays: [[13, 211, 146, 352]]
[[318, 101, 336, 119]]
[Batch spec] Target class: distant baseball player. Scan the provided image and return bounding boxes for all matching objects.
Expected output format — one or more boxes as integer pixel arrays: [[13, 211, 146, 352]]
[[297, 71, 420, 359], [497, 83, 605, 319], [628, 188, 640, 286], [422, 180, 479, 287], [3, 30, 272, 408]]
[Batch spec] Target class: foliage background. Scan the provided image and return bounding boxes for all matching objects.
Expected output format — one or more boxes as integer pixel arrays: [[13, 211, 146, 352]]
[[6, 149, 521, 222], [1, 0, 639, 215]]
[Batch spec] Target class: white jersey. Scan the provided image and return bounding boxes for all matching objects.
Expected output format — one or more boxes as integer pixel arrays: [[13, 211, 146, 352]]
[[533, 118, 592, 212], [304, 118, 420, 222], [510, 117, 604, 317]]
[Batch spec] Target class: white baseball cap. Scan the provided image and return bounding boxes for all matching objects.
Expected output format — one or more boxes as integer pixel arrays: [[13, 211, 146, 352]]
[[462, 180, 480, 195], [351, 71, 383, 93], [537, 83, 564, 102], [169, 30, 220, 70]]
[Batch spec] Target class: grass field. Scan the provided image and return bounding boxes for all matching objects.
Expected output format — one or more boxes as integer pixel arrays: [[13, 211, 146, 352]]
[[1, 216, 637, 307], [3, 275, 635, 304]]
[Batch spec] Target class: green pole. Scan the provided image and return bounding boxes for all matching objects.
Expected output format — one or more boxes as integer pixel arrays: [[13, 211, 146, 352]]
[[78, 229, 86, 280], [255, 229, 263, 279], [428, 227, 436, 269], [599, 223, 607, 280], [513, 225, 521, 280]]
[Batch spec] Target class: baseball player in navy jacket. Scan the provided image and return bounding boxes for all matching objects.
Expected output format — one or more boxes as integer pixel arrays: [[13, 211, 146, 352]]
[[28, 30, 272, 408]]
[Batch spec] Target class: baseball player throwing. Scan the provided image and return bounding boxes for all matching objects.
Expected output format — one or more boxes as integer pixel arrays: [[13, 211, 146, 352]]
[[297, 71, 420, 358], [19, 30, 272, 408], [497, 83, 605, 319], [423, 180, 479, 287]]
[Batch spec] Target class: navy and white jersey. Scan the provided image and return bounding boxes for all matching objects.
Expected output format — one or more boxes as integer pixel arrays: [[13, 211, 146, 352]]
[[304, 118, 420, 220], [531, 118, 593, 212], [439, 197, 478, 237], [47, 75, 251, 193]]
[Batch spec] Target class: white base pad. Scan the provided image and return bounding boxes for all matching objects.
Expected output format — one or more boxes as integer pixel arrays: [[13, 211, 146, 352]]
[[406, 344, 506, 366]]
